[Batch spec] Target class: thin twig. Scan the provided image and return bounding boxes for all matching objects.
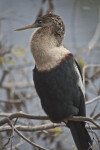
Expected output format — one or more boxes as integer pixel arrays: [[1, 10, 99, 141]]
[[14, 127, 49, 150], [93, 113, 100, 120], [86, 126, 100, 130], [86, 95, 100, 105], [90, 102, 98, 117], [2, 138, 11, 150], [8, 118, 15, 150]]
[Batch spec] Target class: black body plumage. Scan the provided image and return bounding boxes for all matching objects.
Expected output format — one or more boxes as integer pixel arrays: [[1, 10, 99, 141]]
[[34, 54, 84, 122], [34, 54, 92, 150]]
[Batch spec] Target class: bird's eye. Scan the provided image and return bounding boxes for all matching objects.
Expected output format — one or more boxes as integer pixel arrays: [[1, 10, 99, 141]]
[[36, 20, 42, 26]]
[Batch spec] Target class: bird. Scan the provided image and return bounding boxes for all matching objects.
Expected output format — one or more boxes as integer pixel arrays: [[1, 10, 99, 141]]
[[15, 13, 92, 150]]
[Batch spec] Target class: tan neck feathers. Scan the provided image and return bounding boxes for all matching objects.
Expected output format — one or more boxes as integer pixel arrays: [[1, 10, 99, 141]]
[[30, 27, 71, 71]]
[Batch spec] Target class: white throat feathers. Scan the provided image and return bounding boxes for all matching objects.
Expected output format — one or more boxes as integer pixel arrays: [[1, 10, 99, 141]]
[[30, 26, 71, 71]]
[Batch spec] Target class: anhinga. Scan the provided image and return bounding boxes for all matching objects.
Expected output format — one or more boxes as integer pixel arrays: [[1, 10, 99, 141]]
[[15, 13, 92, 150]]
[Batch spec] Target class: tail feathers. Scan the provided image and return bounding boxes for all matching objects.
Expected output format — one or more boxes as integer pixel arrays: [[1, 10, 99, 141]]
[[68, 121, 92, 150]]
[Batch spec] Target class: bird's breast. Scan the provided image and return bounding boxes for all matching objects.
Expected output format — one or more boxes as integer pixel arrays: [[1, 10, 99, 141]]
[[31, 44, 71, 72]]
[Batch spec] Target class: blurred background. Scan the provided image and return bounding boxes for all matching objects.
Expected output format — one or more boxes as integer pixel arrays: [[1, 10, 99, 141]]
[[0, 0, 100, 150]]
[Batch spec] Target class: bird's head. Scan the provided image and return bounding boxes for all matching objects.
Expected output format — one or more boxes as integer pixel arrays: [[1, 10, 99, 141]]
[[15, 13, 65, 42]]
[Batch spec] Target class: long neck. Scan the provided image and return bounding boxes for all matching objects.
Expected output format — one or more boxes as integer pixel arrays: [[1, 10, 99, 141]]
[[30, 26, 70, 71], [31, 26, 58, 56]]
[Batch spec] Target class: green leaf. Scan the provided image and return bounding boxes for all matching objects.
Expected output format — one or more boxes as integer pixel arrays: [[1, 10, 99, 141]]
[[0, 56, 4, 63], [78, 58, 84, 69]]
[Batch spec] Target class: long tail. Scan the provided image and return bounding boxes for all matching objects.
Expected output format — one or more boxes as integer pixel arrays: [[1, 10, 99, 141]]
[[68, 121, 92, 150]]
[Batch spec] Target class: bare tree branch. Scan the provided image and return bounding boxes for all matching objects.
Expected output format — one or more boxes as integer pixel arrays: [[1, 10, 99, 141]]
[[0, 112, 49, 126], [0, 112, 100, 128], [0, 123, 64, 132], [93, 113, 100, 120], [0, 123, 99, 133], [86, 95, 100, 105], [68, 116, 100, 128]]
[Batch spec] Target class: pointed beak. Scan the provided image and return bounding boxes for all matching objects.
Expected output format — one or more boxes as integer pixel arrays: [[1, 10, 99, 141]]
[[14, 23, 37, 31]]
